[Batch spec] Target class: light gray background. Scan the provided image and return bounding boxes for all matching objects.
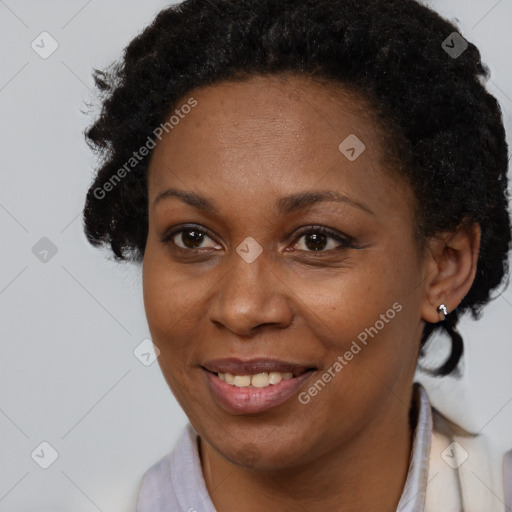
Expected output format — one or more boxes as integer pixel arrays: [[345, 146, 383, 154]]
[[0, 0, 511, 510]]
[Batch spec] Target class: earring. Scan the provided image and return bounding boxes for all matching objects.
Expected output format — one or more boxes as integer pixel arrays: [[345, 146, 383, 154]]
[[437, 304, 448, 321]]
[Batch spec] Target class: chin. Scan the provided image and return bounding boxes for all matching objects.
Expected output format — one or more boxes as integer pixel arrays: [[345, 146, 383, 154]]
[[200, 421, 317, 472]]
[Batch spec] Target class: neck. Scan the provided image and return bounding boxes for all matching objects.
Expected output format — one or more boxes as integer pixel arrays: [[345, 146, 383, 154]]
[[200, 386, 417, 512]]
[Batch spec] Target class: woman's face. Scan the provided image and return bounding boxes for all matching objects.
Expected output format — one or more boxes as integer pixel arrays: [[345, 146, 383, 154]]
[[143, 74, 430, 470]]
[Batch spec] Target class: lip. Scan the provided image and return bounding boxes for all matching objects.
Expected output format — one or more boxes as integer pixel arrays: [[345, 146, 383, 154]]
[[203, 357, 314, 376], [202, 358, 317, 414]]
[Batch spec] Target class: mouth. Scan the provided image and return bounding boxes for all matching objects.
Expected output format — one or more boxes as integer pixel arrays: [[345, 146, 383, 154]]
[[202, 358, 317, 414]]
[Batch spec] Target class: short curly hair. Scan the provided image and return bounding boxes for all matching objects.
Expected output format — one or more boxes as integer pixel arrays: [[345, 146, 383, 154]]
[[83, 0, 511, 377]]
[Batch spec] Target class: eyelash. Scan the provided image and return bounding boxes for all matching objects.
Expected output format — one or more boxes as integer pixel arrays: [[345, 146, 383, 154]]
[[159, 224, 356, 254]]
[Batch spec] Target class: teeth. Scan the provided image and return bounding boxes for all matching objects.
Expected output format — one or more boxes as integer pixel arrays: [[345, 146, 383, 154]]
[[233, 375, 251, 387], [268, 371, 283, 384], [251, 373, 269, 388], [217, 371, 296, 387]]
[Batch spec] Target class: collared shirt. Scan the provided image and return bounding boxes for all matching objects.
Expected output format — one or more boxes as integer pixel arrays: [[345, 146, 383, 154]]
[[396, 383, 432, 511], [136, 383, 433, 512]]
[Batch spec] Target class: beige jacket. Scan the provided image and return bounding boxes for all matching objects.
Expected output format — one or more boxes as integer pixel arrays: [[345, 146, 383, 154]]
[[424, 407, 510, 511]]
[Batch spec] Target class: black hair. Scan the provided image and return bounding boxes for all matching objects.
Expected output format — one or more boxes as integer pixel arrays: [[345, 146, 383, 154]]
[[83, 0, 511, 376]]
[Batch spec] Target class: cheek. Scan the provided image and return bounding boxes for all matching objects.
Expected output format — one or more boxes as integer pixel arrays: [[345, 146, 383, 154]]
[[142, 246, 198, 352], [299, 255, 422, 405], [299, 253, 414, 346]]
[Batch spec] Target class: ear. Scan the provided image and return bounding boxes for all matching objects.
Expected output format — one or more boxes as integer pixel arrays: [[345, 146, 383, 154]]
[[421, 221, 481, 323]]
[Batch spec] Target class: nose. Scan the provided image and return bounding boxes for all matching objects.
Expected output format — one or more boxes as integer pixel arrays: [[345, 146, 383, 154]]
[[207, 246, 294, 337]]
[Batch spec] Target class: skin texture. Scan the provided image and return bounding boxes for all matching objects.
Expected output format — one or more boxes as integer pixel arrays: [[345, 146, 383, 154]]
[[142, 74, 480, 511]]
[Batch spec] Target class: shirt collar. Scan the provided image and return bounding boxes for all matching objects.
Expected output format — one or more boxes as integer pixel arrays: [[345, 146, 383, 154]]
[[137, 382, 434, 512], [395, 382, 433, 512], [183, 382, 434, 512]]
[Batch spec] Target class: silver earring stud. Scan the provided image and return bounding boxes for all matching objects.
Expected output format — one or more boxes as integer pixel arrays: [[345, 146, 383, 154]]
[[437, 304, 448, 321]]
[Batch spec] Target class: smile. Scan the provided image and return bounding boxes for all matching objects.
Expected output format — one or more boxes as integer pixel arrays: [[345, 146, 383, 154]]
[[202, 358, 317, 414], [217, 371, 293, 387]]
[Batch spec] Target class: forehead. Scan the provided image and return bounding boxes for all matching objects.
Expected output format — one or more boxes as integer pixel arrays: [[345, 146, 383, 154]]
[[147, 74, 412, 216]]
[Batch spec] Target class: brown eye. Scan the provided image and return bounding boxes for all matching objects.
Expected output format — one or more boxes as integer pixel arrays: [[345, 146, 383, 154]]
[[176, 228, 206, 249], [293, 226, 354, 252], [160, 225, 220, 250]]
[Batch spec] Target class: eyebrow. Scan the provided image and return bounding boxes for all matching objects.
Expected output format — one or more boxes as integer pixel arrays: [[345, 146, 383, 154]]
[[153, 187, 375, 216]]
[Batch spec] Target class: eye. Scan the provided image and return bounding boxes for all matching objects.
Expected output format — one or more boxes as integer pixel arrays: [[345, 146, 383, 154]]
[[160, 224, 355, 254], [292, 226, 354, 252], [160, 225, 220, 250]]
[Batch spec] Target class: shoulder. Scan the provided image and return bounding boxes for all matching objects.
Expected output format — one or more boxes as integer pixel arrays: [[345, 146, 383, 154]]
[[136, 447, 177, 512], [136, 424, 194, 512], [136, 424, 216, 512], [425, 404, 507, 512]]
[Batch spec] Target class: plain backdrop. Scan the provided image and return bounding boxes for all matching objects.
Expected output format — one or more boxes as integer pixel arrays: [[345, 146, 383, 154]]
[[0, 0, 511, 510]]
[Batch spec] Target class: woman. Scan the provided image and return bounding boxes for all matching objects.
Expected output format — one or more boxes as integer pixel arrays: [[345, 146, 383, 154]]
[[82, 0, 511, 510]]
